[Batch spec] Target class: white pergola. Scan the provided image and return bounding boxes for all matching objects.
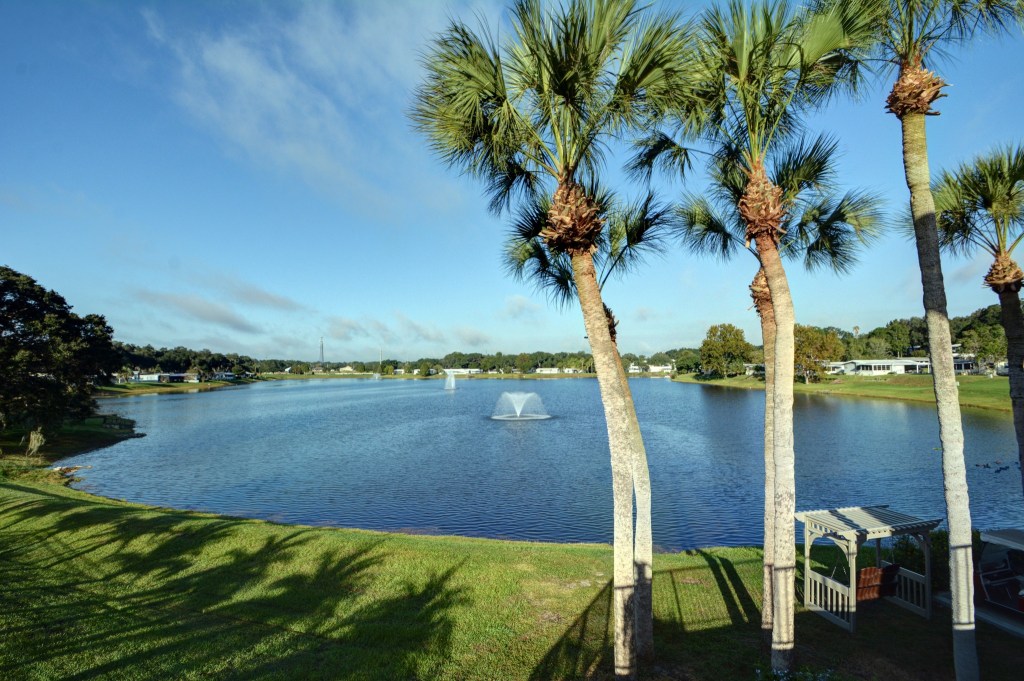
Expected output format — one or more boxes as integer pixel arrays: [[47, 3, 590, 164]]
[[795, 505, 942, 632]]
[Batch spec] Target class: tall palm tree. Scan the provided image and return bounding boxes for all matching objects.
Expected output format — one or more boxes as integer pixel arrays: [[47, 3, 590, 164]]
[[675, 134, 881, 649], [935, 144, 1024, 498], [411, 1, 690, 675], [632, 1, 874, 669], [852, 2, 1024, 677]]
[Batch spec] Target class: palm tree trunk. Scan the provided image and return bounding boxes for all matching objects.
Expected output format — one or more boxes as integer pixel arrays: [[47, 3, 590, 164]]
[[995, 286, 1024, 498], [571, 251, 641, 680], [751, 268, 776, 652], [754, 239, 796, 673], [618, 366, 654, 660], [900, 112, 979, 681]]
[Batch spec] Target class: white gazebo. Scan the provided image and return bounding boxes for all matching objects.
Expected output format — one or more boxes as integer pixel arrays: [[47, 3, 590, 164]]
[[795, 505, 942, 632]]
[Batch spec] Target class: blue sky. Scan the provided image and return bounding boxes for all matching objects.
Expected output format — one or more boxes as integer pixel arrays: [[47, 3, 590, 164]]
[[2, 1, 1023, 362]]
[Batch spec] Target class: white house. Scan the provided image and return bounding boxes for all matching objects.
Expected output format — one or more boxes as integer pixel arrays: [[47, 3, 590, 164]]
[[830, 359, 930, 376], [648, 364, 673, 373], [535, 367, 559, 374]]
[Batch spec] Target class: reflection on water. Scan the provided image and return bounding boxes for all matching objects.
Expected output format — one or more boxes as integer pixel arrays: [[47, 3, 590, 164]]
[[60, 378, 1024, 551]]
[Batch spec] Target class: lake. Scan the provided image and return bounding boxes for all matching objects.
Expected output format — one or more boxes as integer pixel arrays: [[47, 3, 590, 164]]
[[60, 378, 1024, 551]]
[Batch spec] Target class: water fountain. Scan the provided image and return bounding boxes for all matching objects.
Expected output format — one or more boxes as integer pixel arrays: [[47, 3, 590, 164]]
[[444, 370, 456, 391], [491, 391, 551, 420]]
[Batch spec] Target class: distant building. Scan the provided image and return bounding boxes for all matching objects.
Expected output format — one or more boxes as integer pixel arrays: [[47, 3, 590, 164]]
[[648, 364, 673, 373], [828, 359, 930, 376]]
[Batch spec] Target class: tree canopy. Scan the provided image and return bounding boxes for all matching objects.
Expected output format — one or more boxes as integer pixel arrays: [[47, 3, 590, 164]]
[[0, 266, 119, 433]]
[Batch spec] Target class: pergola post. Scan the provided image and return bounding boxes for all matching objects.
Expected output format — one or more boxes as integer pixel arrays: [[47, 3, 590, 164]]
[[847, 539, 859, 629], [922, 532, 933, 618]]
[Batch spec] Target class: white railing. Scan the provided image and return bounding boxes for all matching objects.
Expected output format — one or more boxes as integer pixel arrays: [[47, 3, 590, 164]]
[[886, 563, 930, 617], [806, 570, 853, 631]]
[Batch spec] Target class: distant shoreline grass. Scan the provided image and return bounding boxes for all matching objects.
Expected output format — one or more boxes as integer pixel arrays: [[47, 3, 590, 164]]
[[673, 372, 1013, 414], [1, 478, 1021, 680]]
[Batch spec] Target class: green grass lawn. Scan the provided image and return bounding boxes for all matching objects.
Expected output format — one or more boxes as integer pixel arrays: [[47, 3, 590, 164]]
[[1, 479, 1020, 680], [674, 373, 1013, 413]]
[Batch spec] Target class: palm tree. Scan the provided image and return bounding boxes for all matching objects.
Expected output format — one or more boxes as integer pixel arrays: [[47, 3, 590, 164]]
[[675, 134, 880, 650], [632, 1, 874, 669], [855, 2, 1024, 677], [411, 1, 691, 675], [935, 144, 1024, 498]]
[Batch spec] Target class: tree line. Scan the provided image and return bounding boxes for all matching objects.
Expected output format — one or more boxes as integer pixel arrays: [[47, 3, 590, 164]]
[[698, 304, 1009, 379]]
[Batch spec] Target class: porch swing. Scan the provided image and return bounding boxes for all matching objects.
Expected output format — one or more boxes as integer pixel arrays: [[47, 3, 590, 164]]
[[795, 505, 941, 632], [823, 539, 901, 601]]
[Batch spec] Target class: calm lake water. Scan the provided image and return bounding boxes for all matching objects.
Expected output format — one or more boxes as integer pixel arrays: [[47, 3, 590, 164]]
[[60, 378, 1024, 551]]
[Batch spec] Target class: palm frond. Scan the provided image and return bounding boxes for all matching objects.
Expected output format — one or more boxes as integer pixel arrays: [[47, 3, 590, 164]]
[[787, 189, 884, 273], [770, 133, 840, 205], [601, 192, 673, 286], [672, 193, 746, 261], [625, 130, 695, 183]]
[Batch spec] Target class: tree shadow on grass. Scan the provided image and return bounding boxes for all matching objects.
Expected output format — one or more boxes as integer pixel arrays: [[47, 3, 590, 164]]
[[0, 483, 468, 680], [530, 552, 764, 680]]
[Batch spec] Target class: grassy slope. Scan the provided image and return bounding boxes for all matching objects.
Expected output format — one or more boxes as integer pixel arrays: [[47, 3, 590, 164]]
[[674, 373, 1013, 413], [1, 480, 1020, 680]]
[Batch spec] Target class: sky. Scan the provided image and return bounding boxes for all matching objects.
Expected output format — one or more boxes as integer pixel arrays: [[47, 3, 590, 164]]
[[2, 1, 1024, 362]]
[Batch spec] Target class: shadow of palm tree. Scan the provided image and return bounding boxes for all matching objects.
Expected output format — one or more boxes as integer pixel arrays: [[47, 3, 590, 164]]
[[529, 553, 764, 680], [0, 484, 467, 680]]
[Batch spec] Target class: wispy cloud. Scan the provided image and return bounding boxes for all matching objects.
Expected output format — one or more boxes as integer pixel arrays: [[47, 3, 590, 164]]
[[205, 273, 305, 311], [633, 306, 657, 322], [500, 295, 542, 320], [327, 316, 367, 342], [396, 313, 445, 344], [136, 290, 261, 334], [950, 254, 988, 286], [454, 326, 491, 348], [143, 2, 480, 217]]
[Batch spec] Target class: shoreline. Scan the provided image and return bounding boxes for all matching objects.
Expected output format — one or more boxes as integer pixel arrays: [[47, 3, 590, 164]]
[[672, 372, 1013, 414]]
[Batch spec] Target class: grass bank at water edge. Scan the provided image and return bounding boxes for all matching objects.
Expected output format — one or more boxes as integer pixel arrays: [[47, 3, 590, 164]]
[[1, 479, 1021, 680], [674, 372, 1013, 413]]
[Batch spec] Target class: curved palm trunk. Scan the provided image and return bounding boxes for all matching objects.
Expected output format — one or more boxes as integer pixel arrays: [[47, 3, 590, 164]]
[[571, 251, 645, 680], [618, 364, 654, 660], [751, 268, 776, 651], [755, 238, 797, 673], [901, 112, 979, 681], [995, 286, 1024, 499]]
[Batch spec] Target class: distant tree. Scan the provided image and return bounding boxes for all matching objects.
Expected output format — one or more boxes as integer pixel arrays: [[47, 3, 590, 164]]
[[794, 325, 844, 383], [649, 352, 673, 369], [865, 336, 891, 359], [417, 361, 432, 377], [884, 320, 911, 357], [0, 266, 119, 436], [514, 353, 533, 375], [674, 349, 701, 373], [699, 324, 754, 378]]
